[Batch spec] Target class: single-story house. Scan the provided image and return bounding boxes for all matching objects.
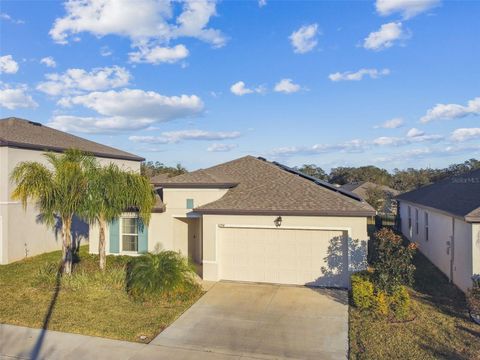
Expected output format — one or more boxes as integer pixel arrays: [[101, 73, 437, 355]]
[[396, 169, 480, 292], [90, 156, 375, 288], [340, 181, 400, 214], [0, 117, 143, 264]]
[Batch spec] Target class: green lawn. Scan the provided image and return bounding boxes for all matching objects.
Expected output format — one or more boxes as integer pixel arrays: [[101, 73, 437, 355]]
[[349, 252, 480, 359], [0, 246, 203, 343]]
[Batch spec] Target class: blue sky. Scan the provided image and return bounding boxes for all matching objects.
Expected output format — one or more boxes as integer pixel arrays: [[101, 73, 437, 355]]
[[1, 0, 479, 171]]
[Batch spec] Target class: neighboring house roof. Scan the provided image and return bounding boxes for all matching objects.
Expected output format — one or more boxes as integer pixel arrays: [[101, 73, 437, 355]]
[[340, 181, 400, 200], [158, 156, 375, 216], [0, 117, 144, 162], [150, 173, 172, 185], [396, 168, 480, 222]]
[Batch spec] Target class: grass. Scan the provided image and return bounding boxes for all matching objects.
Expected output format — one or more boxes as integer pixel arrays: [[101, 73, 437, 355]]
[[0, 246, 203, 343], [349, 251, 480, 360]]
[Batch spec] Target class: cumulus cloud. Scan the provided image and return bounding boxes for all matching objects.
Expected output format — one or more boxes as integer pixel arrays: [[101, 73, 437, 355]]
[[374, 117, 404, 129], [0, 55, 19, 74], [329, 68, 390, 82], [230, 81, 264, 96], [375, 0, 440, 19], [49, 88, 204, 133], [274, 78, 301, 94], [0, 12, 25, 24], [0, 83, 38, 109], [258, 0, 267, 7], [271, 139, 368, 156], [207, 143, 237, 152], [373, 129, 442, 146], [363, 22, 406, 51], [129, 130, 240, 144], [40, 56, 57, 68], [289, 23, 319, 54], [129, 44, 189, 64], [451, 128, 480, 142], [420, 97, 480, 123], [37, 66, 131, 96]]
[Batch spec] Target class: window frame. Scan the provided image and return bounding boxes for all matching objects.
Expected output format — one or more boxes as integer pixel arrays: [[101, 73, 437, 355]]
[[415, 208, 419, 235], [186, 198, 194, 209], [425, 212, 429, 241], [120, 214, 139, 253]]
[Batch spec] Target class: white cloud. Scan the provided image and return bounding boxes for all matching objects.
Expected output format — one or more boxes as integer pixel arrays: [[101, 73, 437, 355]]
[[373, 130, 442, 146], [329, 68, 390, 82], [375, 0, 440, 19], [50, 88, 204, 133], [129, 44, 189, 64], [129, 130, 240, 144], [100, 46, 112, 57], [207, 143, 237, 152], [363, 22, 406, 51], [230, 81, 264, 96], [274, 78, 301, 94], [374, 117, 404, 129], [271, 139, 368, 156], [0, 55, 19, 74], [451, 128, 480, 142], [258, 0, 267, 7], [40, 56, 57, 68], [289, 24, 319, 54], [0, 12, 25, 24], [420, 97, 480, 123], [37, 66, 131, 96], [0, 83, 38, 110]]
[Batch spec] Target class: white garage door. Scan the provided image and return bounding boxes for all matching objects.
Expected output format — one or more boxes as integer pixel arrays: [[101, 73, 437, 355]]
[[219, 227, 349, 288]]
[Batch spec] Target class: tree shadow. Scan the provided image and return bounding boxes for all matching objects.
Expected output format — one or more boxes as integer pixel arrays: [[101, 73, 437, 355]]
[[36, 214, 89, 253]]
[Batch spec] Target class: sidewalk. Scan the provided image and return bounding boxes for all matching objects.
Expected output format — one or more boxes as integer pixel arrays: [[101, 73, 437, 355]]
[[0, 324, 257, 360]]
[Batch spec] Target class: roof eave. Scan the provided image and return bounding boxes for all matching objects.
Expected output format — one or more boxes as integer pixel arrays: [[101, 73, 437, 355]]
[[194, 208, 376, 217], [159, 183, 238, 189]]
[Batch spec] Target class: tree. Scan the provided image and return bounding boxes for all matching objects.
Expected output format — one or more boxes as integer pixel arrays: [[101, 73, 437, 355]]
[[295, 164, 328, 180], [364, 185, 387, 212], [82, 163, 155, 271], [329, 166, 392, 186], [141, 161, 187, 178], [11, 150, 93, 274]]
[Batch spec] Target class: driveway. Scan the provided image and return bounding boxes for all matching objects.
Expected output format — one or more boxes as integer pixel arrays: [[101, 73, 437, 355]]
[[151, 281, 349, 360]]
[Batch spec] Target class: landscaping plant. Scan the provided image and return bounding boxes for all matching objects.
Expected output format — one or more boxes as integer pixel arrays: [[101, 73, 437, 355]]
[[467, 275, 480, 324]]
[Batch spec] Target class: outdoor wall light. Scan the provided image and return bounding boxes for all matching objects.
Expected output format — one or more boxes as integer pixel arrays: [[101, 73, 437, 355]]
[[274, 216, 282, 227]]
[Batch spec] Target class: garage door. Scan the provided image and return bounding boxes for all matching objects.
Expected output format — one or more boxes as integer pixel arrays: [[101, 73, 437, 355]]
[[219, 227, 349, 287]]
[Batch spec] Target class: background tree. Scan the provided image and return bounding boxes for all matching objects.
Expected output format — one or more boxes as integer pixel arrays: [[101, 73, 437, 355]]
[[82, 163, 156, 270], [11, 150, 93, 274], [141, 161, 187, 178], [295, 164, 328, 180], [364, 185, 387, 212]]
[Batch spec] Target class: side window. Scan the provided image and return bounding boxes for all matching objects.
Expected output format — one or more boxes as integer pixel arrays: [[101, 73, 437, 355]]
[[415, 208, 419, 234], [121, 216, 138, 252], [186, 198, 194, 209], [408, 206, 412, 228], [425, 212, 429, 241]]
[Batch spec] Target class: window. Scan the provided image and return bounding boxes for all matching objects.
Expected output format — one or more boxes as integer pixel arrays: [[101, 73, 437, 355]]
[[425, 212, 429, 241], [408, 206, 412, 228], [121, 216, 138, 252], [186, 198, 194, 209], [415, 209, 419, 234]]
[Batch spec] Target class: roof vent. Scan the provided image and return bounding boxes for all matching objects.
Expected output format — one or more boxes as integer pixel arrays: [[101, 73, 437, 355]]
[[28, 121, 42, 126]]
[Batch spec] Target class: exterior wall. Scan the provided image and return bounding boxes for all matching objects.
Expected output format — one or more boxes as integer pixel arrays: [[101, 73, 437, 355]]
[[201, 214, 369, 282], [1, 146, 141, 264], [472, 223, 480, 279], [398, 200, 475, 292]]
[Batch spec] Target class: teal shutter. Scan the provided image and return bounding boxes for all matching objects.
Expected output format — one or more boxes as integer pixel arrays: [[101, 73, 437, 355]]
[[186, 198, 194, 209], [138, 221, 148, 254], [109, 218, 120, 254]]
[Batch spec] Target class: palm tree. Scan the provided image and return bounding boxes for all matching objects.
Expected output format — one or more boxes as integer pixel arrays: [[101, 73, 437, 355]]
[[82, 163, 155, 271], [10, 150, 94, 274]]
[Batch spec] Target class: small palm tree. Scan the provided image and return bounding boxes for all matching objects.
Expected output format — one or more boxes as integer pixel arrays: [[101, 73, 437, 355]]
[[10, 150, 94, 274], [82, 163, 155, 271]]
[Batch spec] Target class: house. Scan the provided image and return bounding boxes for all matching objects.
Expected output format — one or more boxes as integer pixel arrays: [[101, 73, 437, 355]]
[[396, 169, 480, 292], [0, 117, 144, 264], [340, 181, 400, 214], [90, 156, 375, 288]]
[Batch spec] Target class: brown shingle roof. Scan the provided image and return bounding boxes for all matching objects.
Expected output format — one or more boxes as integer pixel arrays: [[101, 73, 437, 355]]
[[159, 156, 375, 216], [396, 168, 480, 222], [340, 181, 400, 200], [0, 117, 144, 161]]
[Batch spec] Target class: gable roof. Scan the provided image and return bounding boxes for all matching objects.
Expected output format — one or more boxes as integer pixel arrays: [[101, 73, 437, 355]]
[[340, 181, 400, 200], [396, 169, 480, 222], [0, 117, 144, 162], [159, 156, 375, 217]]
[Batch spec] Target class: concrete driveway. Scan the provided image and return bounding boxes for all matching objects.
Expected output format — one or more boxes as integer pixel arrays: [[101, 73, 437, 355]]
[[152, 282, 348, 360]]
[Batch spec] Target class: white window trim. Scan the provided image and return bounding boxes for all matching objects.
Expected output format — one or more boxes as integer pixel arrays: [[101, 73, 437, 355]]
[[120, 214, 139, 254]]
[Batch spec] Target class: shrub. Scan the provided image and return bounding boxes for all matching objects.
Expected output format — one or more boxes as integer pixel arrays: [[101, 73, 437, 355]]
[[467, 276, 480, 322], [374, 291, 389, 317], [351, 272, 375, 310], [371, 228, 417, 294], [127, 251, 200, 299], [390, 286, 411, 320]]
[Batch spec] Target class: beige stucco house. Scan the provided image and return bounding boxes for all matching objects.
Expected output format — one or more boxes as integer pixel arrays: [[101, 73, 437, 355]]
[[90, 156, 375, 288], [0, 117, 143, 264], [397, 169, 480, 292]]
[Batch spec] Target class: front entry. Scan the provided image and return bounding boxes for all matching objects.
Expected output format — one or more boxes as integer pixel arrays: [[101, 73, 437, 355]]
[[173, 217, 202, 274]]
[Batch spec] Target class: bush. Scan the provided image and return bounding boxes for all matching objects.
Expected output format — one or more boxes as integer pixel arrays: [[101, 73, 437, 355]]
[[374, 291, 389, 316], [371, 228, 417, 294], [351, 272, 375, 310], [127, 251, 200, 299], [390, 286, 411, 320], [467, 276, 480, 323]]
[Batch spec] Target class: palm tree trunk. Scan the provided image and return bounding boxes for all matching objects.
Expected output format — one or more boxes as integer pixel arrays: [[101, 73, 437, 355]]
[[62, 217, 73, 275], [98, 218, 107, 271]]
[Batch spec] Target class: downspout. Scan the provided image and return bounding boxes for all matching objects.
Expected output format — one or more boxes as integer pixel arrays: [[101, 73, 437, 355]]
[[448, 217, 455, 283]]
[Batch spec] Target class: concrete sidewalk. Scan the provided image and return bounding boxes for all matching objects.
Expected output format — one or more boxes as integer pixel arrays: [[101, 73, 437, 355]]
[[0, 324, 259, 360]]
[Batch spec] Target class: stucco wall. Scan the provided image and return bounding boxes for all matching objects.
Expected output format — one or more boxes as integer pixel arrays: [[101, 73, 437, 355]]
[[472, 223, 480, 278], [2, 146, 141, 264], [398, 200, 475, 292]]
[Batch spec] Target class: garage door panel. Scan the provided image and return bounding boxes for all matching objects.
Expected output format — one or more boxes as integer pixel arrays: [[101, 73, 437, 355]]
[[219, 227, 349, 288]]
